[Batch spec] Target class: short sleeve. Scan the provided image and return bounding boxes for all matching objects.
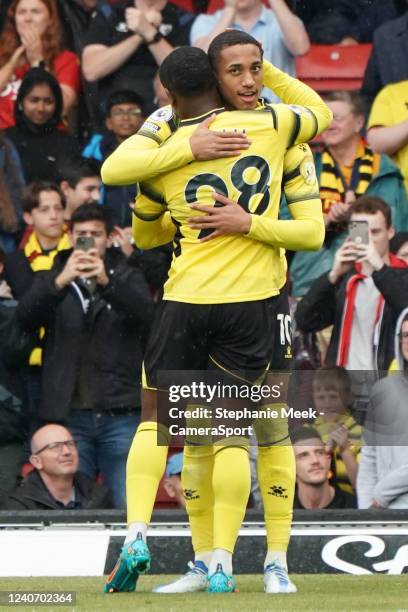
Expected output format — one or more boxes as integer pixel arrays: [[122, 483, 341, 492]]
[[190, 13, 218, 44], [137, 106, 178, 144], [53, 50, 81, 94], [367, 86, 393, 129], [84, 9, 113, 47]]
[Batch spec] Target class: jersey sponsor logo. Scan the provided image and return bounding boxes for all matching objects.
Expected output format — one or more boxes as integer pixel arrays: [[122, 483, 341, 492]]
[[300, 157, 317, 186], [149, 106, 174, 122]]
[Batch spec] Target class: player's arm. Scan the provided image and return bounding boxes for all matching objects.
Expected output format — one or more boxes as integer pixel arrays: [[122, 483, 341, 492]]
[[189, 144, 325, 251], [132, 185, 176, 249], [101, 107, 193, 185], [102, 108, 250, 186], [263, 60, 333, 138]]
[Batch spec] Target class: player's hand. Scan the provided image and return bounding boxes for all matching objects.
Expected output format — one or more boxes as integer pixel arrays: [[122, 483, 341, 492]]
[[328, 237, 359, 284], [189, 192, 252, 241], [190, 114, 251, 161], [112, 225, 134, 258]]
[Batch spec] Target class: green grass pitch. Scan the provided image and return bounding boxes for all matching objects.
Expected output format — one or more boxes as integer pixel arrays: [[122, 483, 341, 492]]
[[0, 575, 407, 611]]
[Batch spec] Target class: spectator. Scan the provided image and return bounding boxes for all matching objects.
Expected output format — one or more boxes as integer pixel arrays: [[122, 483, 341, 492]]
[[289, 91, 408, 298], [295, 197, 408, 377], [0, 0, 81, 129], [293, 0, 363, 44], [357, 308, 408, 509], [366, 80, 408, 194], [357, 0, 402, 43], [16, 203, 154, 507], [6, 424, 114, 509], [191, 0, 309, 103], [82, 0, 195, 115], [4, 181, 69, 446], [0, 246, 25, 492], [292, 426, 356, 509], [59, 157, 102, 221], [390, 232, 408, 264], [83, 89, 145, 228], [312, 366, 361, 493], [361, 9, 408, 105], [56, 0, 99, 56], [163, 452, 185, 509], [5, 68, 80, 185], [0, 131, 25, 253]]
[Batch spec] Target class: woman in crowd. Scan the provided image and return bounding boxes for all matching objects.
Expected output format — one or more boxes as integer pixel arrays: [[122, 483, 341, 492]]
[[0, 131, 25, 253], [6, 68, 80, 184], [0, 0, 80, 129]]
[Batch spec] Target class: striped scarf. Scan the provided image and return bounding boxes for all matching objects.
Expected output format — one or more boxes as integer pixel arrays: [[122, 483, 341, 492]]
[[24, 230, 70, 366], [319, 141, 380, 214]]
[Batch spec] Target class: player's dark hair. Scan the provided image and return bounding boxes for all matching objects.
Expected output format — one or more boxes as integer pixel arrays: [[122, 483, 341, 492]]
[[70, 202, 113, 235], [350, 195, 392, 229], [106, 89, 145, 117], [208, 30, 264, 68], [58, 158, 101, 189], [159, 47, 215, 97], [291, 426, 323, 445], [22, 181, 66, 213]]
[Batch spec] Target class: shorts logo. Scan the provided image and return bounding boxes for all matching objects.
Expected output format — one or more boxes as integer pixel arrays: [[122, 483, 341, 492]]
[[268, 485, 288, 499], [183, 488, 200, 500]]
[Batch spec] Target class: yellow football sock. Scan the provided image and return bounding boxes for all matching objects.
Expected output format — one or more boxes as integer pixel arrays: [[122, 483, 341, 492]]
[[212, 439, 250, 553], [254, 410, 295, 552], [182, 445, 214, 557], [257, 443, 295, 552], [126, 421, 170, 524]]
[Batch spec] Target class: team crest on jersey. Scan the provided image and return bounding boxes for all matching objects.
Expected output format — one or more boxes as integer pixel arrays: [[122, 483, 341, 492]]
[[289, 105, 312, 117], [300, 157, 317, 185], [149, 106, 174, 122]]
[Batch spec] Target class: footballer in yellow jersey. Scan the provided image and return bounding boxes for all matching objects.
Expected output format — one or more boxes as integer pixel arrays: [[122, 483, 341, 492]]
[[103, 39, 329, 597]]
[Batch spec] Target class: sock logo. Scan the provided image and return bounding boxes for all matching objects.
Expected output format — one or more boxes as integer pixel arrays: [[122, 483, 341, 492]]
[[183, 488, 200, 500], [268, 485, 288, 498]]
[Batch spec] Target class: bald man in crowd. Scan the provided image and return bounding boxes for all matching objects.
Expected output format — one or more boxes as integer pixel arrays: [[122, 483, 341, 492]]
[[6, 424, 113, 510]]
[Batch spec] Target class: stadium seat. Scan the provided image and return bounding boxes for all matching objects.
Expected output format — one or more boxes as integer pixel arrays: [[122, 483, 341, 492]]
[[296, 44, 372, 92]]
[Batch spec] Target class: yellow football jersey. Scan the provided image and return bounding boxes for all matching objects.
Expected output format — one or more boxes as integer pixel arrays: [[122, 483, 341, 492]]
[[133, 107, 323, 304]]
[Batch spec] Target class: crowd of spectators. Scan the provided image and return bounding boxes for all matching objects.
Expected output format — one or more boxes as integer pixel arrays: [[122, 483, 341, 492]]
[[0, 0, 408, 512]]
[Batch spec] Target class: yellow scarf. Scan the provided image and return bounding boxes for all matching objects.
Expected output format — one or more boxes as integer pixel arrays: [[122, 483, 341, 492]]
[[24, 231, 71, 366], [319, 141, 380, 214]]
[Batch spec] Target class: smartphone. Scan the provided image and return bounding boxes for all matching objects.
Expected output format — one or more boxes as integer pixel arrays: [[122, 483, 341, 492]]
[[75, 236, 95, 251], [348, 220, 369, 245], [75, 236, 96, 294]]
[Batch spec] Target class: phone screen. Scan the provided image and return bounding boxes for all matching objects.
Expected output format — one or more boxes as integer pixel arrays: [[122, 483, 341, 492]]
[[75, 236, 95, 251]]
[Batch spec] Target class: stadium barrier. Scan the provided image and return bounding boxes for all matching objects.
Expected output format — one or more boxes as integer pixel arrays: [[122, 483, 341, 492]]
[[1, 510, 408, 576]]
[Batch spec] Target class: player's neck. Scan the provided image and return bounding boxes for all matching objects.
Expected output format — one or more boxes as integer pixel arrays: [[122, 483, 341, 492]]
[[328, 135, 361, 167], [176, 93, 223, 120], [298, 481, 335, 509]]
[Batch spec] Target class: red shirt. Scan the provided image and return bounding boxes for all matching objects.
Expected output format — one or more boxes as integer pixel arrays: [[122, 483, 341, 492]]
[[0, 50, 81, 129]]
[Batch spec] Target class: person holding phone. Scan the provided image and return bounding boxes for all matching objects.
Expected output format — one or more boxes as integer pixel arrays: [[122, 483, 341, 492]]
[[296, 195, 408, 418], [16, 202, 155, 508]]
